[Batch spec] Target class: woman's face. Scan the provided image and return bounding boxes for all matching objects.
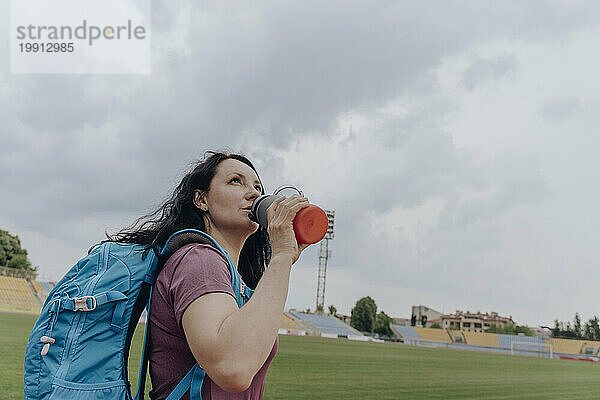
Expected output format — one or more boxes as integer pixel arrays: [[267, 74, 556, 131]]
[[198, 158, 263, 235]]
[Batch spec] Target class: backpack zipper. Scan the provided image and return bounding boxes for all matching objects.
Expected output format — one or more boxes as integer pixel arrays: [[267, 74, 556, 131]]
[[55, 243, 111, 380]]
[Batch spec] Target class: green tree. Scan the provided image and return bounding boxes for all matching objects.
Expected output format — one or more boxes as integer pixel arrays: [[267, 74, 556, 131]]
[[563, 322, 577, 339], [551, 314, 592, 339], [513, 325, 533, 336], [350, 296, 377, 333], [578, 316, 600, 340], [551, 319, 561, 338], [328, 305, 337, 316], [0, 229, 35, 273], [589, 316, 600, 340], [574, 313, 582, 339], [374, 311, 393, 337], [583, 319, 594, 340], [487, 323, 532, 336], [430, 323, 442, 329], [316, 304, 324, 314]]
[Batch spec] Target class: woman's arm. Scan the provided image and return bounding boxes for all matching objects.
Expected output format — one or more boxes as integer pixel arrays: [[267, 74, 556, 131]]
[[182, 196, 309, 392]]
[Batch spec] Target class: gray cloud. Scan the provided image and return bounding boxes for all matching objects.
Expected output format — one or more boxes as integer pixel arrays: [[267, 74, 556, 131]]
[[538, 98, 581, 121], [1, 0, 600, 324], [462, 54, 518, 90], [441, 153, 548, 229]]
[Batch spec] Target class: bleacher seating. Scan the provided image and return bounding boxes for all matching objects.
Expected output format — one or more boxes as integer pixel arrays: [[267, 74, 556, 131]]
[[391, 325, 421, 342], [289, 312, 362, 336], [462, 331, 499, 348], [415, 327, 452, 343], [0, 276, 41, 311], [31, 280, 44, 295], [40, 281, 54, 293], [549, 338, 584, 355], [281, 312, 302, 330], [31, 280, 54, 303]]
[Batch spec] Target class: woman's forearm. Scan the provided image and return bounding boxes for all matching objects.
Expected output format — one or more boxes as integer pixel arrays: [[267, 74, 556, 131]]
[[217, 254, 294, 378]]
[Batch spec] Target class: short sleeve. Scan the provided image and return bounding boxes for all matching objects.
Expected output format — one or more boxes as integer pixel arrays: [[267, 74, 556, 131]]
[[170, 244, 236, 328]]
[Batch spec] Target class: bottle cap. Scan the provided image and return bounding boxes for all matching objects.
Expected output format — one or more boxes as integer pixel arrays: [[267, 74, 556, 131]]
[[293, 205, 328, 244]]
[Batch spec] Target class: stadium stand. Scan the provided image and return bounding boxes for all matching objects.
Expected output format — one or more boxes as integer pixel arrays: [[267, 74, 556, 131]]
[[462, 331, 499, 348], [415, 327, 452, 343], [32, 280, 54, 301], [391, 325, 421, 342], [581, 342, 600, 356], [281, 312, 303, 330], [40, 281, 54, 293], [31, 280, 55, 303], [289, 312, 362, 336], [0, 276, 41, 311], [448, 331, 466, 343], [549, 338, 584, 355], [31, 280, 44, 296]]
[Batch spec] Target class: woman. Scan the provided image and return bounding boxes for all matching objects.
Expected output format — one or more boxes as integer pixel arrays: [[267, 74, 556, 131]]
[[110, 151, 310, 399]]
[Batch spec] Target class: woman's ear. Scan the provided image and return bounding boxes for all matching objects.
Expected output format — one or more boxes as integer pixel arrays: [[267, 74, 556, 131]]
[[193, 190, 208, 211]]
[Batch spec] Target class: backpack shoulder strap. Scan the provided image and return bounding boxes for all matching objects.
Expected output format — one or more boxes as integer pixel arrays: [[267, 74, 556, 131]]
[[133, 286, 152, 400]]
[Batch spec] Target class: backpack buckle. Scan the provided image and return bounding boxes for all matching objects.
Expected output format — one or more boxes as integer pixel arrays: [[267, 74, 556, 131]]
[[73, 296, 97, 311]]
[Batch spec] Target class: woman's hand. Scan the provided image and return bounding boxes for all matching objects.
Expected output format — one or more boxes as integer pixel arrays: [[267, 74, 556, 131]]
[[266, 195, 311, 264]]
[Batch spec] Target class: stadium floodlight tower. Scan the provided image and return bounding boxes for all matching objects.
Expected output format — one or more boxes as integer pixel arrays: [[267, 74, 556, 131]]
[[315, 210, 335, 314]]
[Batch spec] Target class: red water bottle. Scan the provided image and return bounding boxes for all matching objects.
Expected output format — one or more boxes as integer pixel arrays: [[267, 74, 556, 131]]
[[249, 186, 328, 244]]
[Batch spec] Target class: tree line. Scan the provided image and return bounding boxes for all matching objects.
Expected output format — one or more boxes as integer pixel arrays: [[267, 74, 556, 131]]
[[552, 313, 600, 340], [339, 295, 600, 342]]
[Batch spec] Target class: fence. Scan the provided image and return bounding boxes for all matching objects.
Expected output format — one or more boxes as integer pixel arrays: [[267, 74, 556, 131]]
[[0, 266, 36, 280]]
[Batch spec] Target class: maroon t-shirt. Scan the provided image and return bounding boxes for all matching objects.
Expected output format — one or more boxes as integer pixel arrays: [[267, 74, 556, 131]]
[[148, 243, 278, 400]]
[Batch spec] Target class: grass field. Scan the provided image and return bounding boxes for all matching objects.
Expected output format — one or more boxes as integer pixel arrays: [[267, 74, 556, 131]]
[[3, 311, 600, 400]]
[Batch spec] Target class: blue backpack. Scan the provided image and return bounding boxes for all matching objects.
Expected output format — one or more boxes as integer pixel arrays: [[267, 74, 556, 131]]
[[23, 229, 253, 400]]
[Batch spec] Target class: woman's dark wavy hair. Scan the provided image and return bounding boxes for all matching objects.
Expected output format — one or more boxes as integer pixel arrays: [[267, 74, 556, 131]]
[[107, 151, 271, 289]]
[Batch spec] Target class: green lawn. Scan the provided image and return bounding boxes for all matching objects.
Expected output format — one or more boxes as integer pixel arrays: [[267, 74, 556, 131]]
[[3, 312, 599, 400], [2, 311, 151, 400]]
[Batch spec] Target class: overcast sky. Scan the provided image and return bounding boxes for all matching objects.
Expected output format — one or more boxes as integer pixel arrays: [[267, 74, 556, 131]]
[[2, 1, 599, 327]]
